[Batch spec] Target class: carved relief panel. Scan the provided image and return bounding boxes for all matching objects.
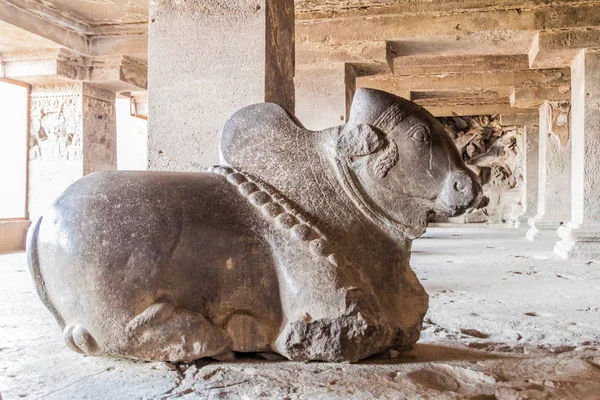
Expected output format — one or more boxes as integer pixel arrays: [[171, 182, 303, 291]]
[[82, 84, 117, 174], [437, 115, 524, 223], [29, 84, 83, 162]]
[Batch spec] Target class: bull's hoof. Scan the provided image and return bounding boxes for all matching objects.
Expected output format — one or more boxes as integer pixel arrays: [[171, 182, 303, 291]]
[[63, 324, 100, 355], [274, 314, 392, 362]]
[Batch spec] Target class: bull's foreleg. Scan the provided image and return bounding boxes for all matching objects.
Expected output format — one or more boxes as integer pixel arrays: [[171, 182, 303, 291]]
[[270, 242, 392, 362]]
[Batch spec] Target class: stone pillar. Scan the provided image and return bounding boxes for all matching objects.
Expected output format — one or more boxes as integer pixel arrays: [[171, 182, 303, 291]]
[[555, 49, 600, 259], [28, 83, 116, 218], [295, 64, 346, 131], [515, 125, 539, 227], [526, 101, 571, 240], [82, 84, 117, 175], [148, 0, 295, 171]]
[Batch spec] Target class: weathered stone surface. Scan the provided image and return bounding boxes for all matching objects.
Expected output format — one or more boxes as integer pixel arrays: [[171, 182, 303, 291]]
[[148, 0, 295, 171], [81, 83, 117, 175], [28, 89, 481, 363], [530, 28, 600, 69], [390, 54, 530, 76]]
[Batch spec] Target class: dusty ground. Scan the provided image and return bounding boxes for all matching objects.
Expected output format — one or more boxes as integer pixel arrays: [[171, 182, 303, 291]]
[[1, 227, 599, 399]]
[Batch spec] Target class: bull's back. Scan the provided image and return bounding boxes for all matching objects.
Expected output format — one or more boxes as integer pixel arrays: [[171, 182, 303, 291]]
[[32, 171, 279, 351]]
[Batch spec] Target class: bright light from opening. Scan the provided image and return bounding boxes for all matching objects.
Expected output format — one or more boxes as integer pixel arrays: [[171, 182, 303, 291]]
[[116, 97, 147, 170], [0, 81, 28, 219]]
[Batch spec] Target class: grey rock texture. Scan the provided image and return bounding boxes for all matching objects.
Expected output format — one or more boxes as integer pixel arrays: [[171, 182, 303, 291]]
[[27, 89, 481, 363]]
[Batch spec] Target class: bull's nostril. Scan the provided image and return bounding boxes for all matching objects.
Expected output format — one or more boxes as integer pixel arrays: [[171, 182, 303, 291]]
[[454, 180, 467, 192]]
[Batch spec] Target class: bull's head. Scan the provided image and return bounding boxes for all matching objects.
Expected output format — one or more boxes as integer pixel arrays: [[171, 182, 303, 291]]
[[335, 88, 482, 239]]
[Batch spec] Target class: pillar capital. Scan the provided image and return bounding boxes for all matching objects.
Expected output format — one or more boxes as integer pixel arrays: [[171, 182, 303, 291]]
[[0, 49, 147, 92]]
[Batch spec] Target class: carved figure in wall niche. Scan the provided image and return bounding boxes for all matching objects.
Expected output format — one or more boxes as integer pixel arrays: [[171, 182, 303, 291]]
[[27, 89, 481, 363], [438, 115, 524, 223]]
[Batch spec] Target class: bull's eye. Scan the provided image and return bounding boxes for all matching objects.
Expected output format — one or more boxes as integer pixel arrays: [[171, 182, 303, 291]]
[[409, 126, 430, 145]]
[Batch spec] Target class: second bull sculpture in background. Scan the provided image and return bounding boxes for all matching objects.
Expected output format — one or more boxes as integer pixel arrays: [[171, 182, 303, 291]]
[[27, 88, 481, 363]]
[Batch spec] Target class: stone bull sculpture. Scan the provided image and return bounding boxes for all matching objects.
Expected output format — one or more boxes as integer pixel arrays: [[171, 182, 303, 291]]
[[27, 89, 481, 363]]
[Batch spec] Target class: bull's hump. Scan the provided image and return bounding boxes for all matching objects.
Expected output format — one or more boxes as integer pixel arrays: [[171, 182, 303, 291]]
[[219, 103, 305, 171]]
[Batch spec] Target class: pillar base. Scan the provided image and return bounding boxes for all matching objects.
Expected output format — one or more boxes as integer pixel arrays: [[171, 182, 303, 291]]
[[526, 217, 562, 240], [513, 212, 536, 229], [554, 222, 600, 260]]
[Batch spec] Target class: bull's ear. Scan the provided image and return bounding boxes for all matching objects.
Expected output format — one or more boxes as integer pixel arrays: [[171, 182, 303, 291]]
[[337, 124, 385, 158], [374, 140, 398, 178]]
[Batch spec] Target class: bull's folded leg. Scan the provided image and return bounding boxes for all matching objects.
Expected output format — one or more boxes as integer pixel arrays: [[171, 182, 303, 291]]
[[122, 301, 232, 363], [271, 246, 391, 362]]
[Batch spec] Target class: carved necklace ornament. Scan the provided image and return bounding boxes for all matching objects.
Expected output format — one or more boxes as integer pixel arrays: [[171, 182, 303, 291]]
[[210, 166, 351, 269]]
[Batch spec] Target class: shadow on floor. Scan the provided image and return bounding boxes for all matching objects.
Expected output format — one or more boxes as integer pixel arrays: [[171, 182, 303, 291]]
[[363, 343, 514, 365]]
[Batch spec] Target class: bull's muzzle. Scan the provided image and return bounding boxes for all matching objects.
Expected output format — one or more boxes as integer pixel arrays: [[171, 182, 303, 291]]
[[438, 170, 483, 216]]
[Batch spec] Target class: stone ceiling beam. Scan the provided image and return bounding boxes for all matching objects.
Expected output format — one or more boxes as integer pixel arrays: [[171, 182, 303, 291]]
[[349, 66, 570, 117], [385, 33, 535, 59], [0, 1, 148, 64], [0, 0, 89, 54], [296, 41, 386, 66], [355, 68, 570, 95], [3, 0, 90, 33], [296, 0, 600, 21], [296, 3, 600, 49], [529, 28, 600, 69], [388, 54, 530, 75], [90, 33, 149, 62], [500, 112, 539, 126], [417, 101, 525, 117], [345, 62, 395, 117], [510, 85, 571, 109], [410, 89, 513, 105]]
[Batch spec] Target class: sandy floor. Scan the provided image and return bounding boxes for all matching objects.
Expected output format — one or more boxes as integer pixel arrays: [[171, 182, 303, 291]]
[[1, 227, 599, 399]]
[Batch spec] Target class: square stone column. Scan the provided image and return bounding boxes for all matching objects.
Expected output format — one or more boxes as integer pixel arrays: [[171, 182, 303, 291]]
[[515, 125, 539, 227], [148, 0, 295, 171], [28, 83, 116, 218], [555, 50, 600, 259], [526, 101, 571, 240], [295, 63, 346, 131], [81, 84, 118, 175]]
